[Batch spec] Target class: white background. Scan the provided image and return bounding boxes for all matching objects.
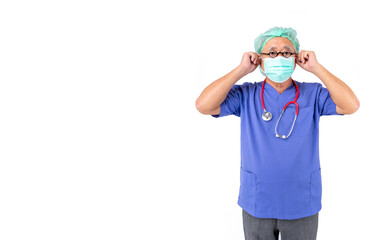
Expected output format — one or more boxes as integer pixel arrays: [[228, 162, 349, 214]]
[[0, 0, 390, 239]]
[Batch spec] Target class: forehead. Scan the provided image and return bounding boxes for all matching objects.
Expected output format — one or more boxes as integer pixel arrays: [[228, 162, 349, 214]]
[[262, 37, 295, 52]]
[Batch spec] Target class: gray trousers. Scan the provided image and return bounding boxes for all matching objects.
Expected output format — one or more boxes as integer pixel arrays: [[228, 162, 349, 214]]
[[242, 209, 319, 240]]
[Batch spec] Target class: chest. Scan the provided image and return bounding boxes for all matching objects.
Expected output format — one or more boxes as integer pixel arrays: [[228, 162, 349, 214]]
[[243, 85, 317, 139]]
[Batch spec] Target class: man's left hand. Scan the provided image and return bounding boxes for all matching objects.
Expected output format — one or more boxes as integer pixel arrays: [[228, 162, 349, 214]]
[[295, 50, 321, 74]]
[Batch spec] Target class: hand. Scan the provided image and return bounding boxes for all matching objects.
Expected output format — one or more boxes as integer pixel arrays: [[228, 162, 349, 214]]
[[238, 52, 262, 75], [295, 50, 321, 74]]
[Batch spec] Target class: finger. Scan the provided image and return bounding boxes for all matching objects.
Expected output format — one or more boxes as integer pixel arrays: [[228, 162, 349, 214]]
[[248, 54, 254, 62], [301, 52, 306, 63], [298, 51, 304, 63], [303, 51, 309, 62], [300, 52, 305, 62], [306, 52, 312, 61], [296, 58, 304, 66], [251, 55, 257, 64], [304, 51, 309, 60], [253, 54, 260, 64]]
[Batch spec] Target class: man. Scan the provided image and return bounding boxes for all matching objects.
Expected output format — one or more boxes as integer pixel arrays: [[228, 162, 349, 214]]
[[195, 27, 360, 240]]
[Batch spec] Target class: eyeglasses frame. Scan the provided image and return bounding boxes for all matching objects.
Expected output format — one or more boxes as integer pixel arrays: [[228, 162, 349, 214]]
[[261, 51, 298, 58]]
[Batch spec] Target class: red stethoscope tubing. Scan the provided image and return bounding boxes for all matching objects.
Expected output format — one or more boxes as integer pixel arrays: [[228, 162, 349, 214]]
[[261, 80, 299, 115]]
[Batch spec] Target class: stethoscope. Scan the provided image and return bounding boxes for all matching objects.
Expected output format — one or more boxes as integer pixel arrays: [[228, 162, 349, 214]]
[[261, 80, 299, 139]]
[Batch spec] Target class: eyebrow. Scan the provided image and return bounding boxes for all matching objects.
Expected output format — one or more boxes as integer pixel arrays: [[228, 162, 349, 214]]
[[267, 46, 293, 51]]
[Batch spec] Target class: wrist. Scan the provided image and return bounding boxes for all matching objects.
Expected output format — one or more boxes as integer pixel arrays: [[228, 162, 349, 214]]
[[235, 65, 250, 77], [312, 64, 325, 76]]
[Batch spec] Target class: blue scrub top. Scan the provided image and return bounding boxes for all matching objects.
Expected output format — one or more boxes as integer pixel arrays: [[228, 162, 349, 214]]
[[211, 79, 344, 220]]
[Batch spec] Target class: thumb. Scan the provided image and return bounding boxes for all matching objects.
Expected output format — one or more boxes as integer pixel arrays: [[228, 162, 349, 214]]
[[256, 53, 262, 62], [296, 58, 305, 68]]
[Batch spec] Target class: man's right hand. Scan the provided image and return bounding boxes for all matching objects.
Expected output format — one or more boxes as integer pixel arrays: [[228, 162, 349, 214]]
[[238, 52, 262, 75], [196, 52, 261, 115]]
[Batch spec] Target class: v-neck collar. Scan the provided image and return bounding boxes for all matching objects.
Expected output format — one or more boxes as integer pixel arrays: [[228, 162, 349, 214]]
[[260, 79, 297, 104], [263, 79, 295, 96]]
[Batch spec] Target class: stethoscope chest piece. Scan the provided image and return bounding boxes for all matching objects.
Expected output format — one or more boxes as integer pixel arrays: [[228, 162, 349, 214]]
[[260, 80, 300, 140], [262, 111, 272, 121]]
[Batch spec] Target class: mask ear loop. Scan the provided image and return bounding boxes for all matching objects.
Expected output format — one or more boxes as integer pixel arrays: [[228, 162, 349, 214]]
[[258, 55, 266, 76]]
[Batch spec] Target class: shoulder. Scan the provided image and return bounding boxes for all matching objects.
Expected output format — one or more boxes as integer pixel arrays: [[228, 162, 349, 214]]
[[295, 81, 323, 94], [231, 81, 258, 93], [235, 81, 256, 88], [296, 81, 321, 89]]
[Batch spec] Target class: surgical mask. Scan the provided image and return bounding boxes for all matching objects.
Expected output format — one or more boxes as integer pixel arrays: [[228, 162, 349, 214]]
[[259, 56, 295, 83]]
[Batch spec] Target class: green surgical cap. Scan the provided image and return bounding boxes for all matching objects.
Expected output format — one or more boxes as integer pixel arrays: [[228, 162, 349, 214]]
[[254, 27, 300, 54]]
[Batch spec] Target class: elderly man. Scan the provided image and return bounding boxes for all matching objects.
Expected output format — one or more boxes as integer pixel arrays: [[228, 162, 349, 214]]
[[195, 27, 359, 240]]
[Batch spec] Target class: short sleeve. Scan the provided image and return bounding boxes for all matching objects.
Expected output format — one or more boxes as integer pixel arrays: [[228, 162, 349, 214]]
[[316, 83, 344, 116], [211, 84, 244, 118]]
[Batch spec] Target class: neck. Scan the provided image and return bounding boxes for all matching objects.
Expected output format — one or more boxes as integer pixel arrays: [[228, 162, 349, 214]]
[[266, 78, 293, 94]]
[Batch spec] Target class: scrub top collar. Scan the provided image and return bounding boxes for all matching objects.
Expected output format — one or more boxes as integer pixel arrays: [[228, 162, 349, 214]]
[[262, 79, 296, 97]]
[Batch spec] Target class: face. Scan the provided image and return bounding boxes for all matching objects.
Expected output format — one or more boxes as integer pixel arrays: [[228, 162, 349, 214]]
[[260, 37, 297, 72]]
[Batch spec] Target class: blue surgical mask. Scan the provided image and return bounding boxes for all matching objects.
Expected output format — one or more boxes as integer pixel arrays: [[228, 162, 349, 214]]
[[259, 56, 295, 83]]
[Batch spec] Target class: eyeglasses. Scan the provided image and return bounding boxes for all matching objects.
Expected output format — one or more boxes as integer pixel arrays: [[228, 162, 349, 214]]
[[261, 50, 297, 58]]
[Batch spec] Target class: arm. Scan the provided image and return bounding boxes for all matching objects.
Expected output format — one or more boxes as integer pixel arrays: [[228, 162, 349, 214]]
[[196, 52, 260, 115], [196, 66, 247, 115], [296, 50, 360, 115], [313, 65, 360, 114]]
